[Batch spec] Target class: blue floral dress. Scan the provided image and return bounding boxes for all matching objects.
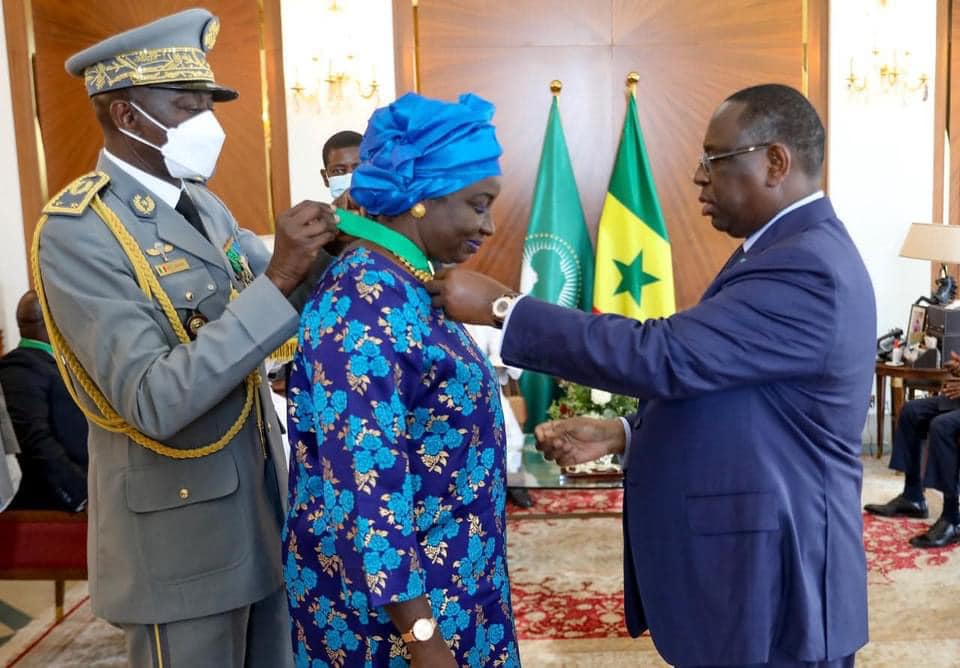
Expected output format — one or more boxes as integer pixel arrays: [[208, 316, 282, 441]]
[[283, 247, 520, 668]]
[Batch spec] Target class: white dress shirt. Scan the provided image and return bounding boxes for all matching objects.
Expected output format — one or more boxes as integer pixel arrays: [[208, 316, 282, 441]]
[[102, 148, 183, 208]]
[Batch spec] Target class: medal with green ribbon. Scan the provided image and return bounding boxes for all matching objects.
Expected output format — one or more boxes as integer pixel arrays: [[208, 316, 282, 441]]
[[224, 237, 254, 286], [336, 208, 435, 281]]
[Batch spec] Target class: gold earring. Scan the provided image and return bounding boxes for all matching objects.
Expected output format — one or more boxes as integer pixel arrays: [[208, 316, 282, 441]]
[[410, 202, 427, 219]]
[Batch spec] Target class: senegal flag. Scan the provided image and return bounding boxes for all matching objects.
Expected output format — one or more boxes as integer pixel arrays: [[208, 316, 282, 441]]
[[593, 92, 675, 319], [518, 94, 594, 429]]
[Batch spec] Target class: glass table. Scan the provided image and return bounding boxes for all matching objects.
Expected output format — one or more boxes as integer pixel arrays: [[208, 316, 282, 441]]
[[507, 434, 623, 490]]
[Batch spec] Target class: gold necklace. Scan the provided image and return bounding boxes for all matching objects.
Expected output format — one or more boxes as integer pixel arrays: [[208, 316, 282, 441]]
[[389, 251, 434, 282], [337, 208, 435, 281]]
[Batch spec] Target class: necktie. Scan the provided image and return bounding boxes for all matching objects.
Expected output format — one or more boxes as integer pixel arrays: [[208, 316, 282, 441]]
[[721, 245, 746, 272], [175, 191, 207, 240]]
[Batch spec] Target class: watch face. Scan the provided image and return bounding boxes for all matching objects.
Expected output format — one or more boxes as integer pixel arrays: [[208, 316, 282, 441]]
[[412, 618, 435, 641], [493, 296, 511, 318]]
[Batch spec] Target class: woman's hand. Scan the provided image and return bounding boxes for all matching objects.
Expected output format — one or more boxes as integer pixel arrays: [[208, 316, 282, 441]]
[[385, 597, 457, 667]]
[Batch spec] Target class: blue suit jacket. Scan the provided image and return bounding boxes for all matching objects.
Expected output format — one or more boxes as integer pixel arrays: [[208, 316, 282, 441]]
[[502, 197, 874, 665]]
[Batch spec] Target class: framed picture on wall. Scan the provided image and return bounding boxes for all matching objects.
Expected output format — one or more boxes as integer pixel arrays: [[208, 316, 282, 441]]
[[906, 304, 927, 346]]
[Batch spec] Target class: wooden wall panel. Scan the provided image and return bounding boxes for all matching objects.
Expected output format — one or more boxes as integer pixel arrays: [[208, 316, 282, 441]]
[[416, 1, 612, 47], [2, 0, 45, 254], [263, 0, 290, 215], [613, 1, 803, 307], [949, 0, 960, 231], [392, 0, 415, 93], [402, 0, 814, 308], [416, 46, 614, 287], [7, 0, 288, 239], [805, 0, 830, 159]]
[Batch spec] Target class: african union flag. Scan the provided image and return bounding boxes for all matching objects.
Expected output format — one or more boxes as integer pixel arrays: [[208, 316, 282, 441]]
[[518, 92, 593, 429], [593, 91, 675, 319]]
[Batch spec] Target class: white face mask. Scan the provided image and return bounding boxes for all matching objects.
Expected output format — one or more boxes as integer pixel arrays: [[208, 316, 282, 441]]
[[120, 102, 226, 181], [328, 173, 352, 199]]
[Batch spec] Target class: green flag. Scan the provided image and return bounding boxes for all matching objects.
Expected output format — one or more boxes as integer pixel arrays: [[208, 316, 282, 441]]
[[518, 95, 594, 430]]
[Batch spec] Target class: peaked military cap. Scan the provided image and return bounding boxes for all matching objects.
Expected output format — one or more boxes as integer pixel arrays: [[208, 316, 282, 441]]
[[65, 8, 238, 102]]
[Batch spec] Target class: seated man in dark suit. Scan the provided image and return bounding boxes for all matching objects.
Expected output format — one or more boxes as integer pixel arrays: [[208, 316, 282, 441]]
[[864, 351, 960, 548], [0, 290, 88, 511]]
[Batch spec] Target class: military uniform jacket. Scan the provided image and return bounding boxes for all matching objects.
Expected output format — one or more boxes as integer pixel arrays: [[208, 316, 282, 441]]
[[37, 155, 304, 624]]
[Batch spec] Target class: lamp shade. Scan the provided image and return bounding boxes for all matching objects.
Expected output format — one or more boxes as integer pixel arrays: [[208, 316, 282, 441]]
[[899, 223, 960, 263]]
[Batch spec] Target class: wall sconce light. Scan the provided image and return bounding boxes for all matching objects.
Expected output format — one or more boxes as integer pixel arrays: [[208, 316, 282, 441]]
[[289, 54, 379, 112], [286, 0, 380, 112], [325, 54, 379, 102], [847, 48, 929, 101]]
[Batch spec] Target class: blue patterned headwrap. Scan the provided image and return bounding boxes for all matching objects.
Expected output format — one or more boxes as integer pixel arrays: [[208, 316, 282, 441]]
[[350, 92, 502, 216]]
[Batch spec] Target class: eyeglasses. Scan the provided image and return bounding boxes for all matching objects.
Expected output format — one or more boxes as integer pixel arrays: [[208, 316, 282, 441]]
[[697, 143, 770, 178]]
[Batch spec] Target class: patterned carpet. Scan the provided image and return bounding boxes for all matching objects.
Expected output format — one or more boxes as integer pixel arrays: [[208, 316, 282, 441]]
[[507, 489, 623, 520], [3, 459, 960, 666]]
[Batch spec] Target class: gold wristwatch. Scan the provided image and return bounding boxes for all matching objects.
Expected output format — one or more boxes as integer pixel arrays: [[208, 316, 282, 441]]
[[401, 617, 437, 644]]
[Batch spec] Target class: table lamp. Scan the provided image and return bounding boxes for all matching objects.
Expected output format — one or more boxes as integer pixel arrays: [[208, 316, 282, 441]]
[[899, 223, 960, 305]]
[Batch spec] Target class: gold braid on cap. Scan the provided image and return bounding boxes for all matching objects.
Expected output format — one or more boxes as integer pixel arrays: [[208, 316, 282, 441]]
[[84, 47, 214, 95]]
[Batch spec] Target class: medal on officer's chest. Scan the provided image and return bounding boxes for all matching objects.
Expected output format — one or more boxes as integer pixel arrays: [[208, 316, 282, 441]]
[[223, 235, 254, 288]]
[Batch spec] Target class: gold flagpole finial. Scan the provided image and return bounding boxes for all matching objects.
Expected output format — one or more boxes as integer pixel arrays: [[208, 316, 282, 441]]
[[550, 80, 563, 96], [626, 72, 640, 96]]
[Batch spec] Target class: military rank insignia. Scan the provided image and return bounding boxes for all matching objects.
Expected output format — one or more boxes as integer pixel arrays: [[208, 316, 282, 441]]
[[202, 17, 221, 51], [132, 194, 156, 216], [41, 171, 110, 216], [155, 258, 190, 276], [223, 236, 254, 287]]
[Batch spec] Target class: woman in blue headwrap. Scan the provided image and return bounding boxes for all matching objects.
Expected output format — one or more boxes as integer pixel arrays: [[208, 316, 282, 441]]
[[282, 93, 520, 667]]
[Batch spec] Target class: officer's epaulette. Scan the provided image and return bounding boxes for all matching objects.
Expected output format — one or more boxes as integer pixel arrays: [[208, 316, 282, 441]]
[[41, 171, 110, 217]]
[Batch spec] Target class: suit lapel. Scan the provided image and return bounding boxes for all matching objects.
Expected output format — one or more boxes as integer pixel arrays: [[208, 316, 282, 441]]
[[702, 246, 746, 300], [700, 197, 836, 302], [154, 204, 227, 270], [719, 245, 746, 272], [97, 156, 230, 272], [183, 182, 237, 276], [747, 196, 835, 256]]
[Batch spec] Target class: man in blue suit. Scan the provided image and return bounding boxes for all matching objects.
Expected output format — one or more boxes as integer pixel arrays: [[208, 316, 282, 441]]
[[427, 84, 875, 666]]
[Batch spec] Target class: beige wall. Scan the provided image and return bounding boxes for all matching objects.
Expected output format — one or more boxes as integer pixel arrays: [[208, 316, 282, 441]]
[[281, 0, 397, 204], [0, 15, 28, 349]]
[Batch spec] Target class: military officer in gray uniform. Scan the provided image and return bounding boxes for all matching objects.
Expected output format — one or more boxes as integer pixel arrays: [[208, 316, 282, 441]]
[[33, 9, 337, 667]]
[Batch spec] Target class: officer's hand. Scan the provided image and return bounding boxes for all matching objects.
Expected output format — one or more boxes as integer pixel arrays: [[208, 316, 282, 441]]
[[332, 191, 366, 217], [425, 267, 512, 326], [266, 201, 339, 296], [534, 417, 626, 467]]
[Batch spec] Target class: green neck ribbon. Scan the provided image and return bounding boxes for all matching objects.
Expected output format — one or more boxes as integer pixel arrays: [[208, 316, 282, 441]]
[[336, 208, 434, 276]]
